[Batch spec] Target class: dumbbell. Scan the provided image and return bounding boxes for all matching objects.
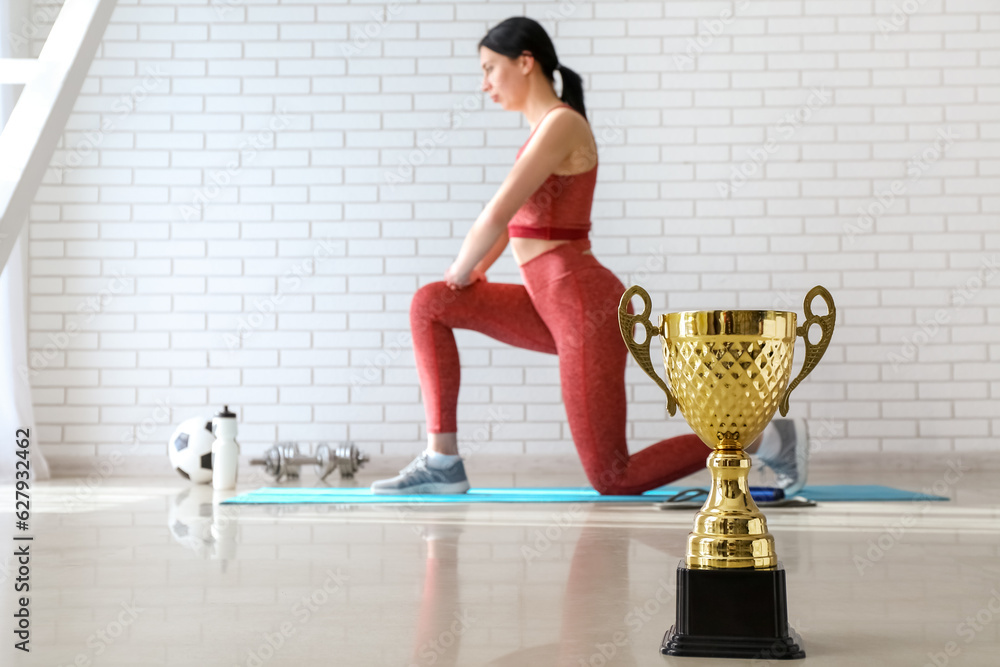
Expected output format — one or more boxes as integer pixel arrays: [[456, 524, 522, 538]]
[[315, 442, 370, 480], [250, 442, 308, 482], [250, 441, 370, 482]]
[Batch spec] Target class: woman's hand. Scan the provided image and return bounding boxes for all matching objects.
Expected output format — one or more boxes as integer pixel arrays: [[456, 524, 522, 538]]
[[444, 263, 488, 290], [468, 267, 488, 285]]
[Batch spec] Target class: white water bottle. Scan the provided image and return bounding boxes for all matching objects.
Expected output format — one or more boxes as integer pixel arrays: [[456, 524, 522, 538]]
[[211, 405, 239, 490]]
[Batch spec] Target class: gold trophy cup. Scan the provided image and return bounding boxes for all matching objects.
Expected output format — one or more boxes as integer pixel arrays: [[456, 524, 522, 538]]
[[618, 285, 835, 660]]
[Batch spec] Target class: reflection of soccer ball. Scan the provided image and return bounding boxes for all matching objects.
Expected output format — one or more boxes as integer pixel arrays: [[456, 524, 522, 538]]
[[168, 416, 215, 484], [168, 486, 214, 558]]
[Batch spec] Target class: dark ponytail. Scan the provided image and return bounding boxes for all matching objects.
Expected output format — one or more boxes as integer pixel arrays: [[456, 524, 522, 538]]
[[554, 63, 585, 120], [478, 17, 587, 120]]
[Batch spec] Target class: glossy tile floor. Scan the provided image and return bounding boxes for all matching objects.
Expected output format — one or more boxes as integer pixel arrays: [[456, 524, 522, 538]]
[[2, 462, 998, 666]]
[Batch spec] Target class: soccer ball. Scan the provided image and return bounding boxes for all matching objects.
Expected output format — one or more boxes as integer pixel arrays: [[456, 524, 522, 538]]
[[168, 416, 216, 484]]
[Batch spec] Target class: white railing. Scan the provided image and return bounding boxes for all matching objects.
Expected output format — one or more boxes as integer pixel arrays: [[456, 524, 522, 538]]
[[0, 0, 118, 273]]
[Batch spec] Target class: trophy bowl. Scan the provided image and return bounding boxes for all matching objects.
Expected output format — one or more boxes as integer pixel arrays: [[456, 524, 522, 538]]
[[662, 308, 797, 454]]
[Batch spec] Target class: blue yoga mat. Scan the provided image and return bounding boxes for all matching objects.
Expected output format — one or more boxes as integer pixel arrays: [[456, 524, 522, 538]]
[[222, 484, 948, 505]]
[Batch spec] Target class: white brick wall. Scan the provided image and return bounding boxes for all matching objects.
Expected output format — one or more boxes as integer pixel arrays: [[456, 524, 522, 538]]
[[20, 0, 1000, 472]]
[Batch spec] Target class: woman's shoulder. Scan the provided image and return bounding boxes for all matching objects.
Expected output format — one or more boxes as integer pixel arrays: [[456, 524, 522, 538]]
[[548, 103, 589, 126], [537, 105, 591, 143], [541, 106, 596, 172]]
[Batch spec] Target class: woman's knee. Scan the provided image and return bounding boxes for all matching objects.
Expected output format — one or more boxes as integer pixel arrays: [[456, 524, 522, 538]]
[[581, 450, 633, 495], [589, 476, 633, 497], [410, 281, 457, 320]]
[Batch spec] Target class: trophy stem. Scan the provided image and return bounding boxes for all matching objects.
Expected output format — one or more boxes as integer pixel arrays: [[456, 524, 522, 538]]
[[686, 446, 777, 569]]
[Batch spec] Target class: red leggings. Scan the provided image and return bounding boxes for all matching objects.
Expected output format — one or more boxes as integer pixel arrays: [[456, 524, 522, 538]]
[[409, 238, 707, 495]]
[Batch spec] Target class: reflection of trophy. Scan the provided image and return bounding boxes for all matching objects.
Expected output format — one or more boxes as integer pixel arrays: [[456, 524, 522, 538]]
[[618, 285, 835, 660]]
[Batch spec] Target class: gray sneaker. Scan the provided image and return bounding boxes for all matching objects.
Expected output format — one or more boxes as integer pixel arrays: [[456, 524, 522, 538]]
[[370, 452, 470, 495], [757, 418, 810, 496]]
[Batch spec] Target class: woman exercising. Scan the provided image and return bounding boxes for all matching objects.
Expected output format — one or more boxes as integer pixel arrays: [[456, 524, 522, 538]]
[[372, 17, 807, 496]]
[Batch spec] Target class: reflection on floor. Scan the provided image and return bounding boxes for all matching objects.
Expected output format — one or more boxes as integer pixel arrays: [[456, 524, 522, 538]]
[[1, 464, 998, 666]]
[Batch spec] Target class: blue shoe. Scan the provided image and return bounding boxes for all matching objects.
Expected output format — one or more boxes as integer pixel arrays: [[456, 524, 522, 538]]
[[370, 452, 470, 495], [755, 418, 809, 497]]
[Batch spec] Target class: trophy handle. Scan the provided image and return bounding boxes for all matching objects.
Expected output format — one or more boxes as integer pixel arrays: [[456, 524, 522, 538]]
[[618, 285, 677, 416], [779, 285, 836, 416]]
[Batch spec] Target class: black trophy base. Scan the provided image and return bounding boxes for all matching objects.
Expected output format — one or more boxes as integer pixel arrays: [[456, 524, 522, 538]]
[[660, 561, 805, 660], [662, 626, 805, 661]]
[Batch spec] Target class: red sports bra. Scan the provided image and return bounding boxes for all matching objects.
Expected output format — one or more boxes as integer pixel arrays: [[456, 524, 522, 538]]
[[507, 103, 597, 240]]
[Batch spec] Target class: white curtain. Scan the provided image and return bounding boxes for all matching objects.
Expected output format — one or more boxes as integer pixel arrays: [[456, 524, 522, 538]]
[[1, 0, 52, 481]]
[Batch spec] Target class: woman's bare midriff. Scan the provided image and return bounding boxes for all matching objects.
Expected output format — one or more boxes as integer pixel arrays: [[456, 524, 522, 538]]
[[511, 238, 589, 266]]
